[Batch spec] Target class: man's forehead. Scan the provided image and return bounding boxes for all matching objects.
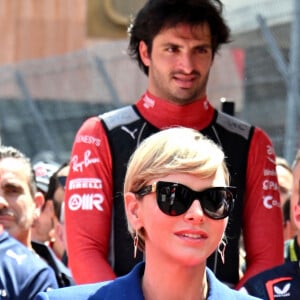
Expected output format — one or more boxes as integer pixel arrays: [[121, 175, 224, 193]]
[[0, 157, 29, 182], [161, 22, 211, 40]]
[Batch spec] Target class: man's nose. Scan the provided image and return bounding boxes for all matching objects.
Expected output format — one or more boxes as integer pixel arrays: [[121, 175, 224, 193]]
[[179, 52, 195, 74]]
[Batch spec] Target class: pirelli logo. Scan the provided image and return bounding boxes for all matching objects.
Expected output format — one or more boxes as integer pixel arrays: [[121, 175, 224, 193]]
[[68, 178, 103, 190]]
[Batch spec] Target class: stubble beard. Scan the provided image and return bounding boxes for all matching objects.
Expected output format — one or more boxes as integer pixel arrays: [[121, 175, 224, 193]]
[[163, 79, 208, 105], [150, 69, 209, 105]]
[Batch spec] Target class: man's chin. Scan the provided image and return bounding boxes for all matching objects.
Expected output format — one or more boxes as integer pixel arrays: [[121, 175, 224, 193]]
[[0, 216, 14, 227]]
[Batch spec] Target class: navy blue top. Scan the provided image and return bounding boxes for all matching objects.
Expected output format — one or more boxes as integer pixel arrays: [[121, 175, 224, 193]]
[[35, 262, 260, 300], [242, 261, 300, 299], [31, 240, 75, 287], [0, 231, 58, 300]]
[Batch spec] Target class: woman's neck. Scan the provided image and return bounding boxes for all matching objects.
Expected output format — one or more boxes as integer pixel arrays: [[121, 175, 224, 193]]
[[142, 259, 208, 300]]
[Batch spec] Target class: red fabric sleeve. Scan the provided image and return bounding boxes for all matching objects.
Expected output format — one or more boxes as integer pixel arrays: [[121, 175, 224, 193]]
[[236, 127, 284, 289], [64, 117, 116, 284]]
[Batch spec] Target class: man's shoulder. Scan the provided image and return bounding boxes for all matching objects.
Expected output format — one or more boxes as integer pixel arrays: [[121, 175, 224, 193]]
[[99, 105, 140, 131], [246, 261, 298, 284], [1, 235, 51, 272], [0, 232, 58, 296], [31, 240, 75, 287], [242, 261, 300, 299], [1, 232, 36, 259], [215, 111, 254, 140], [0, 235, 56, 287]]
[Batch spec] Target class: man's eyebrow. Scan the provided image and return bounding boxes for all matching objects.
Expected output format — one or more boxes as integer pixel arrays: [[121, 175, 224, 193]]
[[161, 42, 211, 49], [2, 181, 23, 190], [161, 41, 179, 47]]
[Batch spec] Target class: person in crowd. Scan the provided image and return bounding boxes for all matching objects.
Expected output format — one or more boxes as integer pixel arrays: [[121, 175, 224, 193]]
[[284, 151, 300, 262], [45, 162, 70, 265], [33, 161, 75, 287], [282, 199, 295, 242], [0, 146, 58, 299], [0, 224, 58, 300], [276, 157, 296, 241], [276, 157, 293, 208], [36, 127, 260, 299], [33, 161, 60, 196], [0, 145, 74, 288], [240, 149, 300, 299], [64, 0, 283, 288], [32, 161, 60, 246]]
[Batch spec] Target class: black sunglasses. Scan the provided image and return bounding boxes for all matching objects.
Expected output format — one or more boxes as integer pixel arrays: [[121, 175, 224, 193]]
[[136, 181, 236, 219]]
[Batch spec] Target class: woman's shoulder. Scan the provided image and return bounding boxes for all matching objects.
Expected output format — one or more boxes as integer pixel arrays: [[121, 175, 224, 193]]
[[206, 268, 261, 300], [35, 281, 111, 300], [35, 263, 145, 300]]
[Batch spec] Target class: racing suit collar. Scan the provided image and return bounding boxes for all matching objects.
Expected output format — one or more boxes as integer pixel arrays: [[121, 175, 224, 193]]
[[135, 90, 215, 130]]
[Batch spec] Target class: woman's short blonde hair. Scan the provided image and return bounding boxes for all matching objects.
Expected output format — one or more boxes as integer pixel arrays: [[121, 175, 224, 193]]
[[124, 127, 229, 250]]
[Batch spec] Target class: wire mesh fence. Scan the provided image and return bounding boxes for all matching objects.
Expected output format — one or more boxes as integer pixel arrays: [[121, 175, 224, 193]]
[[0, 40, 147, 163], [0, 1, 299, 164]]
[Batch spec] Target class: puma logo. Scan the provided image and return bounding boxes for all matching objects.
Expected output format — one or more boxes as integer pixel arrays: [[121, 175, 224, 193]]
[[6, 249, 27, 265], [121, 126, 138, 139]]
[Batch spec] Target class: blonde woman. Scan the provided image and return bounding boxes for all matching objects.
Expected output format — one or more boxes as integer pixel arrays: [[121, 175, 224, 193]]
[[36, 127, 260, 299]]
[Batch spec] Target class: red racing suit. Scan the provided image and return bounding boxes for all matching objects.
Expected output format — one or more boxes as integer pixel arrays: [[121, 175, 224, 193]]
[[64, 91, 284, 288]]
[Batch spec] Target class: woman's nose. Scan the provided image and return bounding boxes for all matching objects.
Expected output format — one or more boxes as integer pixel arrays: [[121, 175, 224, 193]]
[[184, 199, 205, 223]]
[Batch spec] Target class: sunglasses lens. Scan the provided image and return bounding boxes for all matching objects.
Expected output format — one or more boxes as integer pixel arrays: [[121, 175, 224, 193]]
[[57, 176, 67, 188], [156, 182, 234, 219], [156, 182, 189, 216], [200, 189, 232, 219]]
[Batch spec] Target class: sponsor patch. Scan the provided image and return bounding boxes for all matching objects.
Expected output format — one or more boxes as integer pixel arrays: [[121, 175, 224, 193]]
[[262, 180, 279, 191], [75, 135, 101, 147], [263, 195, 281, 209], [71, 150, 100, 172], [68, 178, 103, 190], [68, 194, 104, 211]]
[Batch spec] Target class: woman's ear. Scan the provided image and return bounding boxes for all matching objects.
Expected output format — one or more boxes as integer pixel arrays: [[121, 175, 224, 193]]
[[124, 192, 143, 228], [139, 41, 151, 67]]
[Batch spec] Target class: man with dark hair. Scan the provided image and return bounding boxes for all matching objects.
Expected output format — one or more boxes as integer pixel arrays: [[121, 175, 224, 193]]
[[46, 162, 70, 266], [0, 146, 58, 298], [65, 0, 283, 288], [0, 146, 74, 289], [32, 161, 59, 247], [33, 161, 74, 287]]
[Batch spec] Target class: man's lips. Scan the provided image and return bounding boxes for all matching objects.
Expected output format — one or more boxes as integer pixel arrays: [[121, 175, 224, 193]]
[[0, 209, 15, 217], [173, 75, 198, 88]]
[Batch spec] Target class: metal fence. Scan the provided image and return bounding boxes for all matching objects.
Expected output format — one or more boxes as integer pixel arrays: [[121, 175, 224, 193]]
[[0, 4, 299, 165], [0, 40, 147, 164]]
